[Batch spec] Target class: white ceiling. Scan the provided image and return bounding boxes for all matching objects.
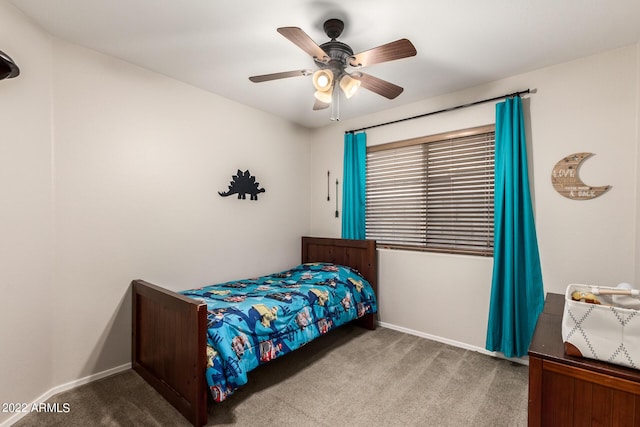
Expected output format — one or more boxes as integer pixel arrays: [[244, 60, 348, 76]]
[[8, 0, 640, 128]]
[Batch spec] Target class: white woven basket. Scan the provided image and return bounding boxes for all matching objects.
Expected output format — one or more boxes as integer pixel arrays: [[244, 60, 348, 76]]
[[562, 284, 640, 370]]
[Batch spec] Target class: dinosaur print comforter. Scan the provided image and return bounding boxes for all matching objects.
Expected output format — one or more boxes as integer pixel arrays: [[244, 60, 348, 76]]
[[180, 263, 377, 402]]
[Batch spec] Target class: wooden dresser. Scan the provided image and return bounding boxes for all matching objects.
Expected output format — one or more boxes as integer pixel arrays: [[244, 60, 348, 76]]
[[528, 292, 640, 426]]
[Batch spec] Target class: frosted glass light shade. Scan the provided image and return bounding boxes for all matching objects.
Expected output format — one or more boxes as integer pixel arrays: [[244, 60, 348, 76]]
[[312, 69, 333, 91], [339, 74, 361, 98], [314, 88, 333, 103]]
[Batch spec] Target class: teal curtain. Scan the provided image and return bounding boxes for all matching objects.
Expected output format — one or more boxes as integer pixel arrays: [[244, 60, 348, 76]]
[[341, 132, 367, 239], [486, 96, 544, 358]]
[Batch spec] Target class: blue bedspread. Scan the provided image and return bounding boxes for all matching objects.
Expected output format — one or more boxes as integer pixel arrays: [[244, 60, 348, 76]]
[[180, 263, 377, 402]]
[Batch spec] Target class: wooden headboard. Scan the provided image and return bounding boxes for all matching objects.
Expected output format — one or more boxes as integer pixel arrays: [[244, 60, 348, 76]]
[[301, 236, 377, 297]]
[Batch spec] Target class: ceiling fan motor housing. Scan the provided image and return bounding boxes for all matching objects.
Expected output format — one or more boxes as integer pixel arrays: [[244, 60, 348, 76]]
[[315, 40, 353, 79], [313, 19, 354, 81]]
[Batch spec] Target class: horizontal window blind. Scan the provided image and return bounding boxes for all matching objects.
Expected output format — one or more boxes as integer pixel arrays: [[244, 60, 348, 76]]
[[365, 125, 495, 256]]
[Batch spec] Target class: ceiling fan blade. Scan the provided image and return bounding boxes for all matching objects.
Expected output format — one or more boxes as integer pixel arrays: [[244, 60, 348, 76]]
[[313, 99, 330, 110], [354, 73, 404, 99], [349, 38, 417, 67], [249, 69, 313, 83], [277, 27, 330, 62]]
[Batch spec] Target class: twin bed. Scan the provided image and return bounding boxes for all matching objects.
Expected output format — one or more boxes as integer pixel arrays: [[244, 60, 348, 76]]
[[131, 237, 378, 426]]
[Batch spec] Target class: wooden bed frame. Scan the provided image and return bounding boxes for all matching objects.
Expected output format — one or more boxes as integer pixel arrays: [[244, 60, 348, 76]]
[[131, 237, 377, 426]]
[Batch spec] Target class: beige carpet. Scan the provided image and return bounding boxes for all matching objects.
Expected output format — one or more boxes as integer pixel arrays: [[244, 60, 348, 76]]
[[14, 325, 528, 426]]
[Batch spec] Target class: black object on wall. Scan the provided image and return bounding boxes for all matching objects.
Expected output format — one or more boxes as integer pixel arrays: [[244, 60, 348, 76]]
[[0, 50, 20, 80], [219, 169, 266, 200]]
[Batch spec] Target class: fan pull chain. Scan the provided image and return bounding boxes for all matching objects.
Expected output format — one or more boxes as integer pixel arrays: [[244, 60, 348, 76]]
[[330, 87, 340, 121]]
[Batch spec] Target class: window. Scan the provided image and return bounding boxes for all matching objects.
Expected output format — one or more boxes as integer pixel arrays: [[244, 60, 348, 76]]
[[365, 125, 495, 256]]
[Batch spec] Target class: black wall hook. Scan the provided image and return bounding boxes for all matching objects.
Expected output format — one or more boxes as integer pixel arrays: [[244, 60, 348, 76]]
[[0, 50, 20, 80]]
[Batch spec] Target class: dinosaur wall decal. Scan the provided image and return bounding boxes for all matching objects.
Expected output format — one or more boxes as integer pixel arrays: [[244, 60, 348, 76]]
[[218, 169, 266, 200]]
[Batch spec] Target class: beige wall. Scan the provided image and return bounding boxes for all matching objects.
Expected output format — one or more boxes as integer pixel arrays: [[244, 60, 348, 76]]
[[49, 40, 312, 385], [310, 44, 640, 352], [1, 2, 311, 423], [0, 0, 54, 418], [635, 42, 640, 283]]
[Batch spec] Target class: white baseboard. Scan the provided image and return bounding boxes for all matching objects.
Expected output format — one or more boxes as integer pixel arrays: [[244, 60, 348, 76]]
[[1, 363, 131, 427], [377, 321, 529, 366]]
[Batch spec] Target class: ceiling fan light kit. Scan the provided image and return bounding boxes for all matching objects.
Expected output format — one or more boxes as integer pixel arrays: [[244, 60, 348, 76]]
[[249, 18, 416, 120]]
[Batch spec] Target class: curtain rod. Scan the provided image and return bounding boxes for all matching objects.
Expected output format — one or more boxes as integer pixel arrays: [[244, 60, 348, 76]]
[[345, 88, 533, 134]]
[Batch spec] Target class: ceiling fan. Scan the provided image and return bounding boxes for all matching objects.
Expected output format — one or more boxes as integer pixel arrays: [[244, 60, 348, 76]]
[[249, 19, 417, 115]]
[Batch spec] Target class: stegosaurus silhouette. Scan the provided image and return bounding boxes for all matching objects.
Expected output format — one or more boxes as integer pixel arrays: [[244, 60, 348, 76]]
[[218, 169, 266, 200]]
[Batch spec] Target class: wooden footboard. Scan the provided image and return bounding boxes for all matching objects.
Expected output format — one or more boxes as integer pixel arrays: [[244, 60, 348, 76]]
[[131, 280, 208, 426]]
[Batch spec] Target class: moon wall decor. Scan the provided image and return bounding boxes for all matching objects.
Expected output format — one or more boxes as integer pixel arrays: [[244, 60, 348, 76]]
[[551, 152, 610, 200]]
